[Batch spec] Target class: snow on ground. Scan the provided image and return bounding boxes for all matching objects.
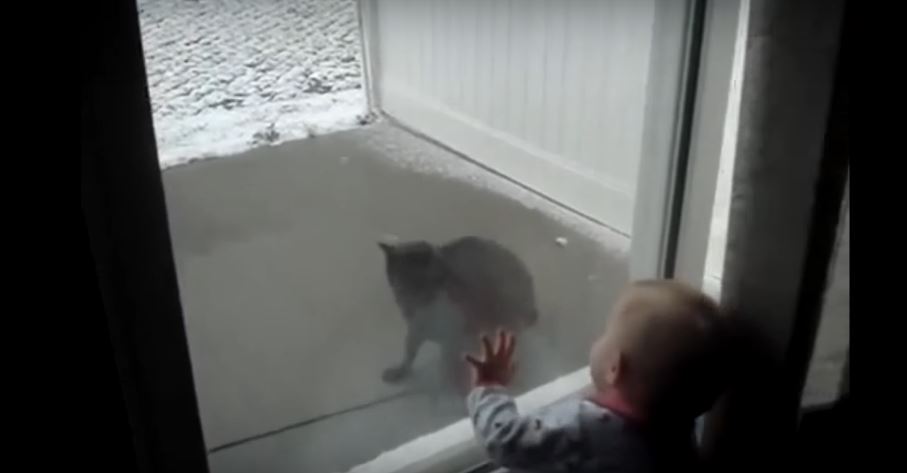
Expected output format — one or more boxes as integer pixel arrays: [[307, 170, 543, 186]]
[[137, 0, 369, 167]]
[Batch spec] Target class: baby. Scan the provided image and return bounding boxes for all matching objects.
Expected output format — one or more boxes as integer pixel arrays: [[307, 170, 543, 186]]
[[465, 279, 729, 472]]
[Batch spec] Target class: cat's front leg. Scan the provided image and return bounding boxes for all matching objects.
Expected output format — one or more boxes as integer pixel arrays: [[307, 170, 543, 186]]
[[382, 326, 424, 383]]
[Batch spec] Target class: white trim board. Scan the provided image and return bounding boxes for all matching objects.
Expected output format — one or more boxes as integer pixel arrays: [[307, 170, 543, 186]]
[[379, 84, 635, 235]]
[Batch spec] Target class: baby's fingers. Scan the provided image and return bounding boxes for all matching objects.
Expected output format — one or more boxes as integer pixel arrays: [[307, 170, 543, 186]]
[[496, 329, 508, 355], [464, 353, 484, 368], [481, 334, 494, 357], [504, 333, 517, 359]]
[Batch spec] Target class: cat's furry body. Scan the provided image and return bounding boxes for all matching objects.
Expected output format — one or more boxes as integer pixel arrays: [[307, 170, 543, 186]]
[[379, 236, 538, 389]]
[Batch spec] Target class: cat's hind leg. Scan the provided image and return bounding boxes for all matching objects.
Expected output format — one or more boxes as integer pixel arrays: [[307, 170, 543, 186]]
[[382, 325, 424, 383]]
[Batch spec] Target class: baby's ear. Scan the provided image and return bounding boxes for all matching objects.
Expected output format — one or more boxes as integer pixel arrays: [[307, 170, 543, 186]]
[[608, 352, 627, 385]]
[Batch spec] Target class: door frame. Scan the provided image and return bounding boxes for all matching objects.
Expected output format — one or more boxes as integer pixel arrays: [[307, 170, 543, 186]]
[[81, 0, 209, 471], [81, 0, 846, 470]]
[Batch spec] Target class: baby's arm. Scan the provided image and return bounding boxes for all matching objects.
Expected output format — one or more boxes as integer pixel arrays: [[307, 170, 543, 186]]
[[467, 385, 580, 471]]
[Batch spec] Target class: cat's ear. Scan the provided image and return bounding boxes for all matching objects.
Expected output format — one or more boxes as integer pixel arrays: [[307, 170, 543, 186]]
[[378, 242, 395, 256]]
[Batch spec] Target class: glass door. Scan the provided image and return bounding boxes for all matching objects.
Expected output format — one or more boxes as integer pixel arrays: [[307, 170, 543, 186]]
[[127, 1, 745, 471]]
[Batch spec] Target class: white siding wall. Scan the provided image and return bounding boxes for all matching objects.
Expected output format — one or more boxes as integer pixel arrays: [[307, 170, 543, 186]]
[[369, 0, 657, 233]]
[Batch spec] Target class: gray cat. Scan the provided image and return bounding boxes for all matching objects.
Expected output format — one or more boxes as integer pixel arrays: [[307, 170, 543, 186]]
[[378, 236, 538, 390]]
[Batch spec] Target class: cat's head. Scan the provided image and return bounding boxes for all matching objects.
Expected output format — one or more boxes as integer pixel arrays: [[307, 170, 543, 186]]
[[378, 240, 446, 287]]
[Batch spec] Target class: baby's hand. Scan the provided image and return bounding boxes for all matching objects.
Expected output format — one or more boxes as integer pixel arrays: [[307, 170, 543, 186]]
[[464, 329, 517, 387]]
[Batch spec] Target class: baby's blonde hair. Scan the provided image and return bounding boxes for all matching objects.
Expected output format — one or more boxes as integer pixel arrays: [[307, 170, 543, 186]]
[[592, 279, 728, 421]]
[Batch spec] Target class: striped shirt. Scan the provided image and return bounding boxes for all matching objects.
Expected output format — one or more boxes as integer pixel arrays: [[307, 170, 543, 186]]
[[467, 386, 701, 473]]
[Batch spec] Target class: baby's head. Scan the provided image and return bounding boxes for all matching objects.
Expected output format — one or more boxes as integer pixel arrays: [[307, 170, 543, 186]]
[[589, 279, 728, 423]]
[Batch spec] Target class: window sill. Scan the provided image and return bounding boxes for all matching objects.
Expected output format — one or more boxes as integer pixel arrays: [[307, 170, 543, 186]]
[[343, 367, 591, 473]]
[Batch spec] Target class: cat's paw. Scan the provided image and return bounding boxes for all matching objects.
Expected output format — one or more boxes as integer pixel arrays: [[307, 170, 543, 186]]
[[382, 366, 411, 383]]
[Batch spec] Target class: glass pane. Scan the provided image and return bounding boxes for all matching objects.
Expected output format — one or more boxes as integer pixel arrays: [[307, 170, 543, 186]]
[[138, 1, 699, 471]]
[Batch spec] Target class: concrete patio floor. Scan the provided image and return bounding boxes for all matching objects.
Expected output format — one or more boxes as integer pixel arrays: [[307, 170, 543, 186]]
[[162, 122, 630, 473]]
